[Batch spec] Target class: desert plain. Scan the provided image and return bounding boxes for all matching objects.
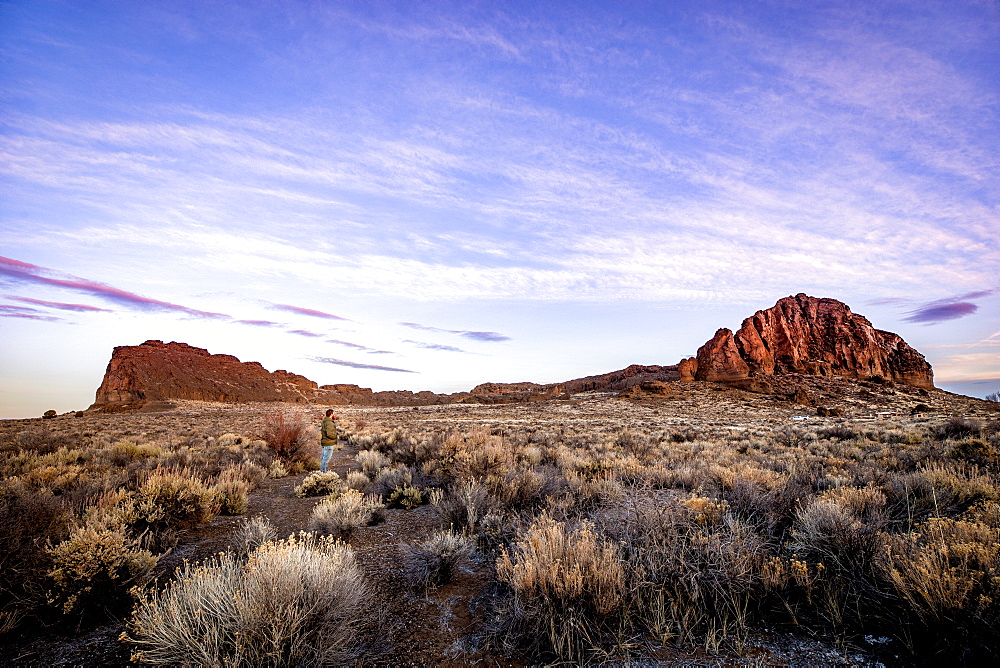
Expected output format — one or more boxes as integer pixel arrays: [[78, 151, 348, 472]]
[[2, 375, 998, 666]]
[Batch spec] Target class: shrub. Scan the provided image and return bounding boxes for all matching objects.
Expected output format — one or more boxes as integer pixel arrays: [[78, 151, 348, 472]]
[[344, 470, 370, 492], [489, 468, 550, 512], [371, 466, 413, 498], [308, 490, 383, 538], [432, 479, 498, 535], [387, 484, 425, 509], [356, 450, 390, 476], [139, 468, 220, 531], [889, 462, 999, 521], [880, 517, 1000, 657], [614, 497, 765, 650], [46, 525, 157, 618], [0, 480, 70, 629], [494, 514, 625, 662], [216, 433, 244, 447], [934, 417, 982, 440], [268, 460, 289, 478], [213, 479, 249, 515], [816, 425, 857, 441], [230, 516, 277, 558], [790, 499, 881, 580], [259, 412, 311, 464], [402, 530, 475, 591], [294, 471, 342, 498], [949, 438, 999, 467], [127, 533, 372, 666]]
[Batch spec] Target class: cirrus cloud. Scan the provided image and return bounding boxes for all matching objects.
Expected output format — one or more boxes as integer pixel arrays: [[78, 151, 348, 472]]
[[0, 256, 229, 319], [6, 295, 113, 312], [272, 303, 349, 320], [399, 321, 510, 342], [309, 356, 415, 373]]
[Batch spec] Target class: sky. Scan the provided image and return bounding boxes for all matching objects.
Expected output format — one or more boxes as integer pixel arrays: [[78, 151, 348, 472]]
[[1, 0, 998, 419]]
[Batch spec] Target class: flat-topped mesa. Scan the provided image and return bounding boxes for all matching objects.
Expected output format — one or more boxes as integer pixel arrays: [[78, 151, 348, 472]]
[[90, 340, 458, 409], [693, 294, 934, 389]]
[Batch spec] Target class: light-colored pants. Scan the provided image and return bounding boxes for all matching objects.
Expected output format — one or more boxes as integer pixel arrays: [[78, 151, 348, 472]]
[[320, 445, 333, 472]]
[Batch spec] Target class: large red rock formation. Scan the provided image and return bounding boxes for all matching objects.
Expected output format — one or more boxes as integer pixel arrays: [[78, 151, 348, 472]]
[[90, 340, 459, 409], [694, 294, 934, 388]]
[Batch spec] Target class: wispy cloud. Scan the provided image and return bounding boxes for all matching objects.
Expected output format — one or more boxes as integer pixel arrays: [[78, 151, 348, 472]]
[[0, 304, 62, 321], [403, 339, 469, 353], [400, 321, 510, 342], [0, 256, 230, 318], [6, 295, 112, 312], [288, 329, 323, 338], [309, 356, 416, 373], [326, 339, 368, 350], [326, 338, 394, 355], [272, 303, 349, 320], [237, 319, 281, 327]]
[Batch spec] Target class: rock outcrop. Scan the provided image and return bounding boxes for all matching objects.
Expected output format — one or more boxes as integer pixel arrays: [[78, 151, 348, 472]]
[[677, 357, 698, 382], [694, 294, 934, 389], [464, 364, 680, 402], [90, 340, 460, 410], [618, 380, 675, 401]]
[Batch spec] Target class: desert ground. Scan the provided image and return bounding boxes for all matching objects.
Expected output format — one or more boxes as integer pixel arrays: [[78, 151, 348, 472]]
[[1, 378, 998, 666]]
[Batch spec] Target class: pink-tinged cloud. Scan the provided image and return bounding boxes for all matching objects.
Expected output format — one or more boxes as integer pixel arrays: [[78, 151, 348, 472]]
[[288, 329, 323, 337], [0, 256, 230, 319], [0, 305, 61, 321], [7, 295, 113, 312], [327, 339, 368, 350], [309, 356, 415, 373], [272, 303, 348, 320], [238, 319, 280, 327]]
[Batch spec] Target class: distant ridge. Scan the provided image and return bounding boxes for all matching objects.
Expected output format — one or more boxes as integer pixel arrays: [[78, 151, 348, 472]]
[[88, 294, 933, 410], [89, 340, 462, 410]]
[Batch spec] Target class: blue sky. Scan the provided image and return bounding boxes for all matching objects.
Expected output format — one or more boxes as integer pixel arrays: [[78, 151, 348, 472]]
[[1, 0, 998, 418]]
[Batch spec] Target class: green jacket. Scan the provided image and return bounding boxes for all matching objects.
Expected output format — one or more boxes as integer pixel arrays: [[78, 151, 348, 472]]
[[321, 417, 339, 447]]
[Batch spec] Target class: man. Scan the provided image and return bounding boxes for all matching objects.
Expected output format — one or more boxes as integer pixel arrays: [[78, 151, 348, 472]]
[[320, 409, 339, 473]]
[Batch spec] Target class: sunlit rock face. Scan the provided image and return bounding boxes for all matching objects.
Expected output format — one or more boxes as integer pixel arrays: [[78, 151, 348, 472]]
[[694, 294, 934, 389], [90, 340, 454, 409]]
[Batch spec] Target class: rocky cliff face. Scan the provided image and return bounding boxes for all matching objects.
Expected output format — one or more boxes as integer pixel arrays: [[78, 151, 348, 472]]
[[694, 294, 934, 388], [90, 340, 459, 409]]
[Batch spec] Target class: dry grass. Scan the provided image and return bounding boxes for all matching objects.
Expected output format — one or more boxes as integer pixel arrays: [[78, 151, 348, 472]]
[[494, 514, 625, 662]]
